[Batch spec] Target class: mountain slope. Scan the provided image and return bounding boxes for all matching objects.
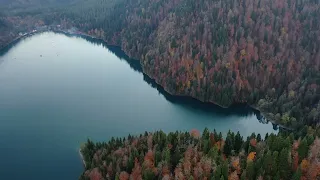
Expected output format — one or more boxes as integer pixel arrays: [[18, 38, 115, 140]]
[[1, 0, 319, 128], [61, 0, 320, 127]]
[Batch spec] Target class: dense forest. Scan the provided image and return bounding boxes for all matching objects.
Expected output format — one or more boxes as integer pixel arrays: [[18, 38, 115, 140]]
[[1, 0, 320, 127], [80, 127, 320, 180], [59, 0, 320, 128]]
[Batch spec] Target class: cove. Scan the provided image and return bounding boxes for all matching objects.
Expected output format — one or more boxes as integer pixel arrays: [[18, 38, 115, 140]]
[[0, 32, 277, 179]]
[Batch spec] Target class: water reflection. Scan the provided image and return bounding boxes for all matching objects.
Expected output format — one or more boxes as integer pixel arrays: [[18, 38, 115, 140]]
[[71, 33, 275, 124], [0, 31, 278, 129]]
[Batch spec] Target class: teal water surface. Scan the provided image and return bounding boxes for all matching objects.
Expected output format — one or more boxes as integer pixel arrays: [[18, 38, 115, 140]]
[[0, 32, 278, 179]]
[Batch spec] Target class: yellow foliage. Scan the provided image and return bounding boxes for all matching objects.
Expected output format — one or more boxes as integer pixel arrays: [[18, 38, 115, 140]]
[[187, 81, 191, 88], [240, 49, 246, 56], [225, 63, 231, 68], [247, 152, 256, 161], [289, 90, 295, 98]]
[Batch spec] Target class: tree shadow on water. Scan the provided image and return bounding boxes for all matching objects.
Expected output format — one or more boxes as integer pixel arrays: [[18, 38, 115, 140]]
[[47, 32, 280, 129]]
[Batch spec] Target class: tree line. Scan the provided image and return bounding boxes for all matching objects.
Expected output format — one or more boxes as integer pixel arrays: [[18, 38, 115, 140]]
[[80, 126, 320, 180]]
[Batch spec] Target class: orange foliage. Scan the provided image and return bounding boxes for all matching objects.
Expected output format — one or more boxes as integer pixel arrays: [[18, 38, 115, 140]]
[[228, 171, 239, 180], [119, 171, 129, 180], [162, 164, 170, 177], [190, 129, 200, 138], [301, 159, 309, 173], [216, 141, 222, 151], [247, 152, 256, 161], [231, 157, 241, 174]]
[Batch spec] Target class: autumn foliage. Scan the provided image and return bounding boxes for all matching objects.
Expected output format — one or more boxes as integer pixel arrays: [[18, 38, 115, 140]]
[[79, 127, 320, 180]]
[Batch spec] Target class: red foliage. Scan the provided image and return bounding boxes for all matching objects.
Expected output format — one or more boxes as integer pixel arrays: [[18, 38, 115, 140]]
[[88, 168, 103, 180], [119, 171, 129, 180], [144, 150, 155, 169], [209, 133, 215, 146], [292, 152, 299, 171], [190, 129, 200, 138], [250, 138, 257, 147], [130, 158, 142, 180]]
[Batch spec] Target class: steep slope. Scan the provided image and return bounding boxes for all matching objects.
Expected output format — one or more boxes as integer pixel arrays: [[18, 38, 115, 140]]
[[62, 0, 320, 127]]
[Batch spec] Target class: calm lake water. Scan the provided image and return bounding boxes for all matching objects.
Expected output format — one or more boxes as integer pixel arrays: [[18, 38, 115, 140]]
[[0, 32, 278, 179]]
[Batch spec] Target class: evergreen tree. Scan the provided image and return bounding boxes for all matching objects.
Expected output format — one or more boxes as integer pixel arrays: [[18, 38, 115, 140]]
[[221, 162, 228, 180], [172, 146, 181, 167], [263, 151, 272, 176], [257, 134, 262, 142], [278, 148, 291, 179], [223, 135, 233, 156], [143, 169, 155, 180], [162, 147, 171, 163], [215, 165, 222, 180], [127, 154, 134, 173], [240, 171, 246, 180], [246, 161, 255, 180], [265, 133, 269, 140], [292, 167, 302, 180], [234, 131, 243, 153], [271, 151, 279, 176], [298, 138, 308, 160]]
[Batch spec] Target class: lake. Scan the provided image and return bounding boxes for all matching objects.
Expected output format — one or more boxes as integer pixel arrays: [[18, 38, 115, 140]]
[[0, 32, 278, 179]]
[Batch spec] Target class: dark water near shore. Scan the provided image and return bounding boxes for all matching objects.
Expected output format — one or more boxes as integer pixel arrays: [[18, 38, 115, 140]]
[[0, 32, 278, 179]]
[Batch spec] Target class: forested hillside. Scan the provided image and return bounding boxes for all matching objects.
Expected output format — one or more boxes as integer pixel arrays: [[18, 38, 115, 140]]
[[0, 0, 75, 49], [1, 0, 320, 128], [57, 0, 320, 128], [80, 127, 320, 180], [0, 0, 76, 13]]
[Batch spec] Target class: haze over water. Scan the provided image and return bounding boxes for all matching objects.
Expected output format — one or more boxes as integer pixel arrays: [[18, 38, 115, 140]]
[[0, 32, 277, 179]]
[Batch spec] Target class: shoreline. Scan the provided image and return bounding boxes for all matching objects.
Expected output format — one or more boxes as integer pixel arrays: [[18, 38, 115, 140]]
[[0, 30, 292, 130], [79, 148, 86, 168], [0, 31, 43, 51]]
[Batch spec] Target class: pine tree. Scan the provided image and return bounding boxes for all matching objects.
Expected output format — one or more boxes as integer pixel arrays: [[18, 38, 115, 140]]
[[271, 151, 279, 176], [215, 165, 222, 180], [234, 131, 243, 153], [298, 138, 308, 160], [143, 169, 155, 180], [172, 146, 181, 167], [265, 133, 269, 140], [256, 134, 261, 142], [162, 147, 171, 163], [278, 148, 291, 179], [224, 135, 233, 156], [221, 162, 228, 180], [240, 171, 246, 180], [263, 151, 272, 176], [292, 167, 302, 180], [127, 154, 134, 173], [246, 161, 255, 180]]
